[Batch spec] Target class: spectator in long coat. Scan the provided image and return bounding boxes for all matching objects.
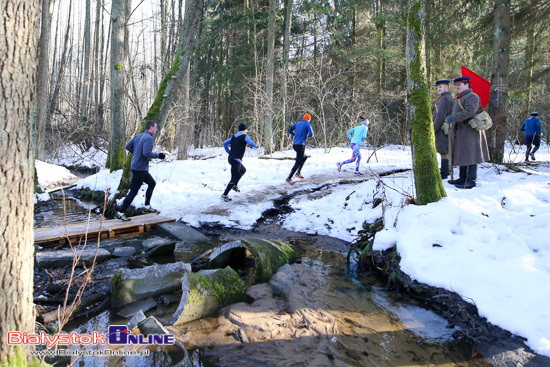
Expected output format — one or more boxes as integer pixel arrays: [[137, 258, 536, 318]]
[[445, 77, 489, 189], [432, 80, 454, 179]]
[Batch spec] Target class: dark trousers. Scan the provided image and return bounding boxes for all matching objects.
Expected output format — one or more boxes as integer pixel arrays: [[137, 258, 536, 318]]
[[288, 144, 307, 180], [223, 159, 246, 196], [119, 170, 156, 212], [525, 135, 541, 159]]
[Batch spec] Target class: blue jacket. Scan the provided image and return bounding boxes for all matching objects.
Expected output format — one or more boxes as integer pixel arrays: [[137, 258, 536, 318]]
[[347, 124, 368, 145], [223, 131, 258, 163], [126, 131, 160, 171], [288, 119, 314, 145], [520, 117, 542, 136]]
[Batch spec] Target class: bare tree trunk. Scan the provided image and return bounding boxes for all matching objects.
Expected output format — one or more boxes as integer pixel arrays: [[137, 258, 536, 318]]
[[279, 0, 293, 151], [80, 0, 92, 124], [488, 0, 510, 163], [35, 0, 54, 160], [99, 15, 111, 130], [49, 0, 73, 122], [92, 0, 102, 127], [0, 0, 40, 362], [264, 0, 277, 153], [109, 0, 130, 171], [522, 0, 536, 118], [406, 0, 445, 204], [176, 64, 191, 159], [161, 0, 168, 74]]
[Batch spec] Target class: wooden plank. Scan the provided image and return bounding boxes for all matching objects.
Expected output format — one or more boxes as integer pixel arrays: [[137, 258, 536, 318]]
[[35, 214, 175, 247]]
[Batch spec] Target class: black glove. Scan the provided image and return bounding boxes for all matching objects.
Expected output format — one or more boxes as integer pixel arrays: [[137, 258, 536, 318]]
[[158, 153, 166, 160], [445, 116, 452, 124]]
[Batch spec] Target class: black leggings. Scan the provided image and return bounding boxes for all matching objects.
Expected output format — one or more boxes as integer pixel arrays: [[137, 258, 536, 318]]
[[119, 170, 156, 212], [223, 159, 246, 196], [288, 144, 307, 179]]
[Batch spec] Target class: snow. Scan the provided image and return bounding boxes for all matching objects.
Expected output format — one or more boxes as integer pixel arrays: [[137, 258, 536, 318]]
[[37, 142, 550, 357]]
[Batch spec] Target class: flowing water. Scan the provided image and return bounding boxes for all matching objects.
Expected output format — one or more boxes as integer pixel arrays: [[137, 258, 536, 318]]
[[35, 198, 490, 367]]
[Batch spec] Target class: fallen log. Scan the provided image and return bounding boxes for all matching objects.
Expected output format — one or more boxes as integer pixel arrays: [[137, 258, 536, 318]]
[[41, 292, 107, 324]]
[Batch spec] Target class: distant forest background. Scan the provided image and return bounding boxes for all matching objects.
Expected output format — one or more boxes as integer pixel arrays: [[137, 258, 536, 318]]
[[35, 0, 550, 164]]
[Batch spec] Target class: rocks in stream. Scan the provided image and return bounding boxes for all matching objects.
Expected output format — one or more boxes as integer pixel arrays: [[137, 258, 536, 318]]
[[111, 262, 192, 308], [36, 248, 111, 268], [168, 266, 247, 326], [207, 239, 297, 283]]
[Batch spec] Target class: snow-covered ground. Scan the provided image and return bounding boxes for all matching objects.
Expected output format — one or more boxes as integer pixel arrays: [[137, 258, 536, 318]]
[[36, 142, 550, 357]]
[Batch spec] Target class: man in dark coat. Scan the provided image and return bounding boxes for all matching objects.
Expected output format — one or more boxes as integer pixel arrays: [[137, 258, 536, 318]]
[[115, 120, 166, 221], [432, 80, 454, 179], [445, 77, 489, 189]]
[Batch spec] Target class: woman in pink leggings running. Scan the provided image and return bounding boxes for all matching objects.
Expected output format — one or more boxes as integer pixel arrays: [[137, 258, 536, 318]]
[[337, 116, 369, 175]]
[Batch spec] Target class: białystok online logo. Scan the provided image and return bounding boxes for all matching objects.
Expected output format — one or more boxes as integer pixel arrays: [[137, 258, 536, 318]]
[[8, 325, 175, 348]]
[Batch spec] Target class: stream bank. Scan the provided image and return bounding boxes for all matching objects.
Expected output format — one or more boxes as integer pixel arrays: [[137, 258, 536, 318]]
[[351, 221, 550, 367]]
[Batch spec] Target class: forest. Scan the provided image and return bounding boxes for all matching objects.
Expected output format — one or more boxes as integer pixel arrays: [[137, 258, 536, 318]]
[[1, 0, 550, 365], [35, 0, 549, 167]]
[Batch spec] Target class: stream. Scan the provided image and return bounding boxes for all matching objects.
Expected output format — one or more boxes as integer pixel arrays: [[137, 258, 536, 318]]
[[34, 193, 491, 367]]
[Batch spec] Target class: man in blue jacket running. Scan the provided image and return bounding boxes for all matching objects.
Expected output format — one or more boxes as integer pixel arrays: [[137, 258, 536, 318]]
[[286, 113, 314, 184], [221, 123, 258, 201], [520, 112, 543, 162], [115, 120, 165, 221], [337, 116, 369, 175]]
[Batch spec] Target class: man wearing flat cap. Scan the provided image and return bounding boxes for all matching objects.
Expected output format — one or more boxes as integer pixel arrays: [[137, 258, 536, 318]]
[[445, 76, 489, 189], [433, 80, 454, 179], [520, 112, 543, 162]]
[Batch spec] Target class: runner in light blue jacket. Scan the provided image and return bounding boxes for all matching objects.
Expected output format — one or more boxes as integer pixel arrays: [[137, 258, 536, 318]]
[[337, 116, 369, 175]]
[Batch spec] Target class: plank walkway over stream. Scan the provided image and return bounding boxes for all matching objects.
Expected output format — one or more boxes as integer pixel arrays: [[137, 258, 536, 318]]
[[34, 214, 176, 247]]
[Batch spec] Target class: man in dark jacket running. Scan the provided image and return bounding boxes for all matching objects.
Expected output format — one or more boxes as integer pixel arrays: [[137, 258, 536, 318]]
[[115, 120, 165, 221], [286, 113, 314, 185], [221, 123, 259, 202], [520, 112, 543, 162]]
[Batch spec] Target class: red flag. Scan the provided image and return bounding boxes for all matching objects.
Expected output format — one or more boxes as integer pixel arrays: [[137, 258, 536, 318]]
[[461, 65, 491, 108]]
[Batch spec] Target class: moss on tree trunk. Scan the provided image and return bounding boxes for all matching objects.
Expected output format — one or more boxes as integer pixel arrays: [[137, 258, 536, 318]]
[[406, 0, 446, 205]]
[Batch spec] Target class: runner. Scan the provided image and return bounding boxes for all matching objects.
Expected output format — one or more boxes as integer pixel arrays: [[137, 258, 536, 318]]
[[221, 123, 258, 201], [337, 116, 369, 175], [286, 113, 314, 185]]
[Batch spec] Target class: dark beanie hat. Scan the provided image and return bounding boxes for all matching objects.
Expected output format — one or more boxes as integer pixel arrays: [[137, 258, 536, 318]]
[[238, 123, 248, 131]]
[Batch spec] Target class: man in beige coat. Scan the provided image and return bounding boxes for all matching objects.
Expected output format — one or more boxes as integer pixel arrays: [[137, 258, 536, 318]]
[[433, 80, 454, 179], [445, 77, 489, 189]]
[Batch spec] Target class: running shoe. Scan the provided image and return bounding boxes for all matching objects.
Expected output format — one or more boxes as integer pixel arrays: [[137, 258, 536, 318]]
[[115, 212, 130, 221], [286, 179, 295, 185], [232, 185, 240, 192], [354, 171, 363, 176], [220, 194, 232, 202], [336, 162, 342, 172], [295, 174, 304, 179], [142, 205, 158, 213]]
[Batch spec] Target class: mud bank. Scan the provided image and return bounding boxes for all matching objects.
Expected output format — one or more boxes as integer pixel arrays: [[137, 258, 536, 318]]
[[355, 240, 550, 367]]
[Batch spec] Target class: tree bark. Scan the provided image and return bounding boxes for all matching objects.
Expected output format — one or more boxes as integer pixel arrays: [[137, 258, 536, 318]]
[[488, 0, 510, 163], [176, 63, 191, 160], [0, 0, 40, 362], [264, 0, 277, 153], [35, 0, 54, 161], [521, 0, 536, 118], [109, 0, 131, 172], [80, 0, 92, 123], [406, 0, 446, 204], [279, 0, 293, 151]]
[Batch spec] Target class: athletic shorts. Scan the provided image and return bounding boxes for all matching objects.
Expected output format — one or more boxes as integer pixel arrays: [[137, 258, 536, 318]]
[[524, 135, 540, 146]]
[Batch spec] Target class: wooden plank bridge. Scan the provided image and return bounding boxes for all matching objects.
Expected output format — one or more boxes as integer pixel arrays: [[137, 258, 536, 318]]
[[34, 213, 175, 247]]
